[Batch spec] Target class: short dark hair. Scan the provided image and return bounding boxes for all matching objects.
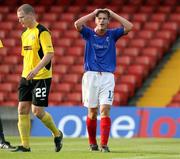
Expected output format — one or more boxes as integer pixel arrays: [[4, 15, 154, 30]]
[[95, 9, 110, 19], [17, 4, 35, 14]]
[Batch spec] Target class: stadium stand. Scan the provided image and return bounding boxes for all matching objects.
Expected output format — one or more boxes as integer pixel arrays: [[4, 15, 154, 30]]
[[0, 0, 179, 107]]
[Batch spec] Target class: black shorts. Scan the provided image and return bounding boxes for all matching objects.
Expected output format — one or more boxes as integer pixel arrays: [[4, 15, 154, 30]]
[[18, 77, 51, 107]]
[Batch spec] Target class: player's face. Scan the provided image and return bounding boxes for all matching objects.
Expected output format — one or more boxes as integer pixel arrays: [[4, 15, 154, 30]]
[[95, 13, 109, 31], [17, 10, 33, 28]]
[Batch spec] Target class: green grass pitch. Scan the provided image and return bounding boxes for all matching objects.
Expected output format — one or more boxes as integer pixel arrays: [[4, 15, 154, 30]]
[[1, 137, 180, 159]]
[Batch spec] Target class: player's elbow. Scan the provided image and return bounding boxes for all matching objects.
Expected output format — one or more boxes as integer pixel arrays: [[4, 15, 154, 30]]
[[125, 23, 133, 33], [74, 21, 79, 29], [74, 21, 82, 31]]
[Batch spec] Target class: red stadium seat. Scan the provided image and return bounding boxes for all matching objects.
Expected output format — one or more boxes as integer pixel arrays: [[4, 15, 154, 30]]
[[5, 74, 20, 83], [128, 64, 149, 79], [73, 83, 82, 92], [9, 30, 22, 39], [2, 38, 16, 47], [171, 93, 180, 103], [73, 39, 85, 47], [60, 13, 75, 21], [123, 47, 140, 57], [162, 0, 177, 5], [113, 92, 128, 106], [37, 0, 55, 5], [49, 6, 64, 13], [53, 64, 69, 74], [0, 92, 5, 102], [150, 13, 167, 22], [70, 65, 84, 74], [2, 0, 17, 5], [120, 74, 143, 88], [0, 31, 6, 38], [52, 73, 60, 83], [0, 6, 9, 13], [74, 57, 84, 65], [156, 6, 173, 13], [54, 38, 72, 47], [55, 0, 72, 5], [9, 92, 18, 101], [66, 92, 81, 103], [63, 30, 80, 39], [141, 47, 160, 60], [175, 6, 180, 13], [66, 47, 83, 56], [155, 31, 173, 41], [49, 92, 64, 104], [167, 102, 180, 107], [54, 55, 75, 65], [134, 55, 156, 69], [0, 48, 8, 56], [115, 83, 135, 97], [0, 22, 13, 30], [121, 5, 138, 14], [0, 101, 17, 107], [161, 22, 178, 32], [62, 74, 81, 83], [21, 0, 37, 5], [0, 65, 12, 73], [53, 83, 72, 93], [54, 47, 65, 56], [41, 13, 57, 22], [116, 38, 128, 48], [129, 38, 147, 48], [51, 22, 68, 30], [73, 0, 90, 5], [133, 13, 148, 22], [148, 38, 169, 53], [143, 22, 161, 31], [0, 83, 15, 92], [4, 55, 21, 64], [136, 30, 153, 39], [67, 6, 82, 13], [145, 0, 161, 5], [131, 22, 142, 31], [117, 56, 133, 66], [138, 6, 155, 13], [128, 0, 144, 5], [5, 13, 18, 21], [115, 65, 127, 76], [14, 65, 23, 74]]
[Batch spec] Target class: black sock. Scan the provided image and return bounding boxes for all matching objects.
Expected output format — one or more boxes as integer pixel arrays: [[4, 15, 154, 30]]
[[0, 118, 5, 143]]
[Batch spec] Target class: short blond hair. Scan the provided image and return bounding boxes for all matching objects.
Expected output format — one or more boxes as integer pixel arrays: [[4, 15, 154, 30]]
[[17, 4, 35, 14]]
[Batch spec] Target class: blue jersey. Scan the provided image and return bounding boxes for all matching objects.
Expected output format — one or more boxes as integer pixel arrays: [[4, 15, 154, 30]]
[[80, 26, 124, 73]]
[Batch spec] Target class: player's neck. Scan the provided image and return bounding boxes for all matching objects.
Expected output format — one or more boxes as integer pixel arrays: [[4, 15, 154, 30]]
[[28, 20, 37, 29], [96, 29, 107, 36]]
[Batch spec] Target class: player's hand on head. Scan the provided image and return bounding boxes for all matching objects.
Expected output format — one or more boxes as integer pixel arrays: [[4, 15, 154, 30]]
[[103, 8, 112, 15], [93, 9, 102, 15]]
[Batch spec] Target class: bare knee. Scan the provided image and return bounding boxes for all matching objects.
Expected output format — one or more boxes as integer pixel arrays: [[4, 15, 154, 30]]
[[100, 105, 110, 117], [18, 102, 31, 114], [88, 108, 98, 119], [32, 105, 45, 119]]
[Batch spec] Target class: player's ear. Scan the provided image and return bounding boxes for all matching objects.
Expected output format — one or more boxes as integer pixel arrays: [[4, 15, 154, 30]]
[[95, 17, 98, 24]]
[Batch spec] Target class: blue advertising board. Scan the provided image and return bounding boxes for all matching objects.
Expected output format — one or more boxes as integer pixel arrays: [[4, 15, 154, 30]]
[[31, 107, 180, 138]]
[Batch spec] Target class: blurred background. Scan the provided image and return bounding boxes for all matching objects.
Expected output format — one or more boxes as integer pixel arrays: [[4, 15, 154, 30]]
[[0, 0, 179, 137]]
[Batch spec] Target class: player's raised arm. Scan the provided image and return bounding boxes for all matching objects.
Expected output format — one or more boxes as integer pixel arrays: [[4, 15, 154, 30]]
[[106, 8, 133, 34], [74, 9, 101, 31]]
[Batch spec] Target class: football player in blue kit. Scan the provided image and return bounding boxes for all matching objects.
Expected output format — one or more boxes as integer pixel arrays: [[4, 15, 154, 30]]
[[74, 8, 133, 152]]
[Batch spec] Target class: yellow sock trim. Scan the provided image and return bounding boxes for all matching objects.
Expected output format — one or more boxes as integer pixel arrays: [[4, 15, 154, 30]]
[[18, 114, 30, 148], [41, 112, 59, 137]]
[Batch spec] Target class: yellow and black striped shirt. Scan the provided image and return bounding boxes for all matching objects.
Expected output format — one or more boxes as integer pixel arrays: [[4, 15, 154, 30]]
[[21, 23, 54, 79]]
